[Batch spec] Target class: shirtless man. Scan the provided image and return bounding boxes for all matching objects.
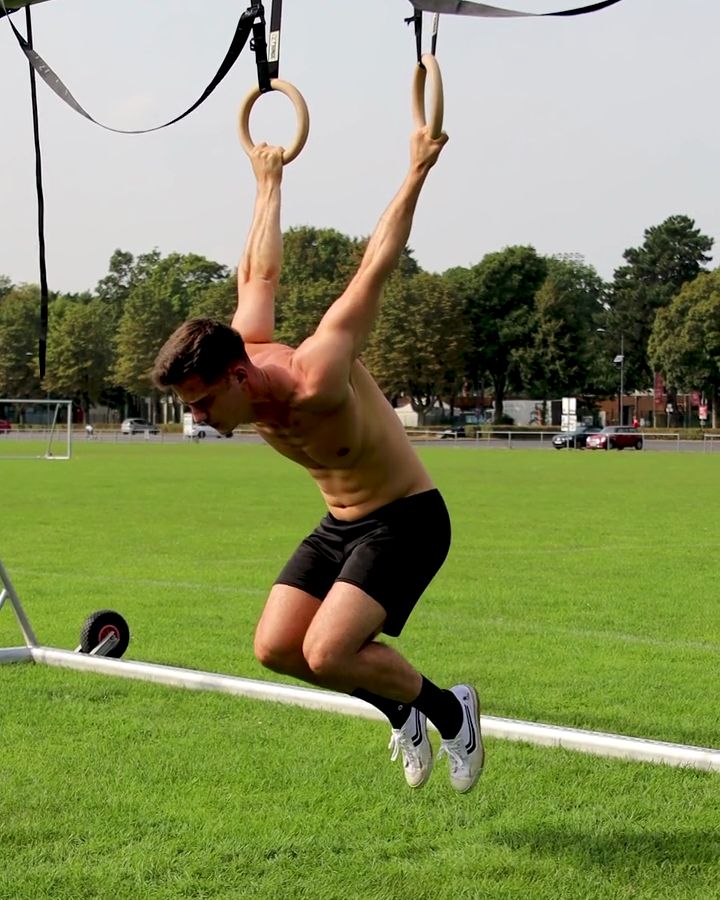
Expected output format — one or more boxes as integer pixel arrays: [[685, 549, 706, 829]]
[[152, 126, 484, 793]]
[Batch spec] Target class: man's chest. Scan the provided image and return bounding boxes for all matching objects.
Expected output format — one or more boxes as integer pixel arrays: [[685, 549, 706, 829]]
[[253, 404, 361, 470]]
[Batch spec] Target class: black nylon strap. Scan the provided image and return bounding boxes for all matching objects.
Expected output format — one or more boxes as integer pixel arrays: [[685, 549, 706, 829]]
[[410, 0, 623, 17], [23, 6, 49, 379], [409, 10, 423, 64], [405, 8, 440, 65], [267, 0, 282, 81], [430, 13, 439, 55], [0, 0, 259, 133], [251, 11, 272, 93]]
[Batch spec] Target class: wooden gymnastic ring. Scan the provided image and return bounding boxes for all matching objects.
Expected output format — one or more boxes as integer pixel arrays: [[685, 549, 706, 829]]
[[412, 53, 444, 139], [237, 79, 310, 165]]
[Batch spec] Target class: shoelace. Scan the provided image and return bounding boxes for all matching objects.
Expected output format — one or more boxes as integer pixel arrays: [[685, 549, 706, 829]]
[[438, 737, 466, 773], [388, 730, 421, 770]]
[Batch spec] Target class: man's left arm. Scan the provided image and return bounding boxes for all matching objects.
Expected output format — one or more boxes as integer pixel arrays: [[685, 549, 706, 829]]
[[293, 128, 447, 403]]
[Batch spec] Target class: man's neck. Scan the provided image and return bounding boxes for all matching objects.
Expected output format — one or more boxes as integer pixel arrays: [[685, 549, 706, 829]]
[[247, 363, 297, 424]]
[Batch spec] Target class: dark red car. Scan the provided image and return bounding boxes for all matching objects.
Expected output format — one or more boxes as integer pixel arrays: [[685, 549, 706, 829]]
[[0, 419, 11, 434], [586, 426, 643, 450]]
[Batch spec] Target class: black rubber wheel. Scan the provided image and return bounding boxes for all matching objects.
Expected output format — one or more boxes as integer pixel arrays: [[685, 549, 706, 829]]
[[636, 439, 643, 450], [79, 609, 130, 657]]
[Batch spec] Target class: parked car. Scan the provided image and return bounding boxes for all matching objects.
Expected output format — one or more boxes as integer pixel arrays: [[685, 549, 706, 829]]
[[440, 425, 466, 439], [439, 410, 492, 439], [120, 418, 159, 435], [182, 413, 231, 439], [585, 426, 643, 450], [0, 419, 11, 434], [552, 425, 602, 449], [185, 422, 229, 440]]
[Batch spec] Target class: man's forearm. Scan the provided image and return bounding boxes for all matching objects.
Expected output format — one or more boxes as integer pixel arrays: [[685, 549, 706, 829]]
[[356, 164, 429, 283], [239, 181, 282, 285], [232, 172, 283, 342]]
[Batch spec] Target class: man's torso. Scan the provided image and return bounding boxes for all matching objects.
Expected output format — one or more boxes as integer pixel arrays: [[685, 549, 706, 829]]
[[246, 341, 433, 520]]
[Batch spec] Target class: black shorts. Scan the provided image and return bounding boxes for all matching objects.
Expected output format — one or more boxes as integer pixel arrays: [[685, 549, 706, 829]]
[[274, 489, 451, 636]]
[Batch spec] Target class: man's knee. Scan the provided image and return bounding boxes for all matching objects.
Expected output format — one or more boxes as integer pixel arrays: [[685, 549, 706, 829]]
[[302, 637, 349, 682], [253, 632, 305, 677]]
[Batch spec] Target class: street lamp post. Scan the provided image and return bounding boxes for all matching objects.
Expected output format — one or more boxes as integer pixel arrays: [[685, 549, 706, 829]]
[[597, 327, 625, 425], [614, 334, 625, 425]]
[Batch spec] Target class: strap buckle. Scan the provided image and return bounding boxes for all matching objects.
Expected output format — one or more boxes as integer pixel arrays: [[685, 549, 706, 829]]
[[405, 9, 439, 66]]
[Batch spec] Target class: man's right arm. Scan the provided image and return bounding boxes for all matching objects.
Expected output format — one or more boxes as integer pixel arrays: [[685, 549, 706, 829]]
[[231, 144, 284, 344]]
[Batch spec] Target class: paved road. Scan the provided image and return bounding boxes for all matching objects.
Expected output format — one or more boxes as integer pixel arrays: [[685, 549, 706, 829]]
[[2, 430, 718, 454]]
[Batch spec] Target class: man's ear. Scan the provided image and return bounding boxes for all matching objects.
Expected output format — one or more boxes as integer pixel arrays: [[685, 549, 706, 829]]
[[229, 362, 247, 385]]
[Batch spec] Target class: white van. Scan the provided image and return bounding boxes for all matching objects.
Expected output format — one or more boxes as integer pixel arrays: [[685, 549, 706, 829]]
[[183, 413, 227, 440]]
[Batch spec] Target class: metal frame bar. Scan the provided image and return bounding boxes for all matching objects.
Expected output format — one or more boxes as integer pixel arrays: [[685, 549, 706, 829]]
[[0, 398, 73, 459], [2, 560, 720, 772], [0, 559, 37, 645]]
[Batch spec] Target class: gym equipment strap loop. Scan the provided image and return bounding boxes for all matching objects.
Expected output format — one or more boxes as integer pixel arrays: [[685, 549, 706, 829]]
[[409, 0, 623, 19], [248, 0, 283, 93], [406, 8, 440, 67], [0, 0, 260, 133]]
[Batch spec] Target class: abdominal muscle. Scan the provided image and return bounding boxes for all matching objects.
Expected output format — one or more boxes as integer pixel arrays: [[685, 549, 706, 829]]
[[254, 361, 434, 520]]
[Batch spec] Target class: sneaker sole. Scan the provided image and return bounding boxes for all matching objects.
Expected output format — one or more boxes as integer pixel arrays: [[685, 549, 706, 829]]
[[407, 713, 434, 788], [455, 684, 485, 794]]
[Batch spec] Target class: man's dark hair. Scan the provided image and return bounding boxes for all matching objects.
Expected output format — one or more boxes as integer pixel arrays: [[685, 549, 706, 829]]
[[152, 318, 248, 389]]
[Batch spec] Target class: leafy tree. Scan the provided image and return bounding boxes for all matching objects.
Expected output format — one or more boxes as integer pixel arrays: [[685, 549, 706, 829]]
[[97, 250, 229, 416], [518, 259, 609, 404], [44, 297, 114, 421], [151, 253, 230, 320], [649, 269, 720, 427], [96, 249, 229, 323], [238, 227, 418, 347], [95, 250, 159, 323], [446, 246, 547, 423], [363, 272, 469, 422], [612, 215, 714, 390], [275, 227, 362, 345], [0, 275, 13, 299], [280, 227, 362, 286], [189, 274, 238, 322], [275, 281, 329, 347], [112, 280, 181, 400], [0, 284, 42, 397]]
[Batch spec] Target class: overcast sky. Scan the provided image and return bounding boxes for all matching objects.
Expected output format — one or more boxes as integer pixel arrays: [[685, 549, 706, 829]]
[[1, 0, 718, 294]]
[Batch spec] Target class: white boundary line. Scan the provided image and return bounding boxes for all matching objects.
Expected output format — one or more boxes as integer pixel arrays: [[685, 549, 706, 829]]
[[12, 646, 719, 773]]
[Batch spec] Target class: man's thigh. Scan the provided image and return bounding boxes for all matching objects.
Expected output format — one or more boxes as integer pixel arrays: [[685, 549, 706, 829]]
[[302, 581, 387, 661]]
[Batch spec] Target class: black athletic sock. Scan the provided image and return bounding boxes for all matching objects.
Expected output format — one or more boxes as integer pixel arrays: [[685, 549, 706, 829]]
[[352, 689, 412, 729], [411, 676, 463, 739]]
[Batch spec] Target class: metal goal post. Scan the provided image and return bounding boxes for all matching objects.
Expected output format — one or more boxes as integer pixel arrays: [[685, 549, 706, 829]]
[[0, 398, 73, 460]]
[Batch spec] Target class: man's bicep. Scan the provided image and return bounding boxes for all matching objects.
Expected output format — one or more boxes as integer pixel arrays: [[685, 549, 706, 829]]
[[231, 277, 275, 343], [293, 329, 354, 407]]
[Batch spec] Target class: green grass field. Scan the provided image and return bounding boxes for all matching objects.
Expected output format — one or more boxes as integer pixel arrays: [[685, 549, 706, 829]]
[[1, 443, 719, 899]]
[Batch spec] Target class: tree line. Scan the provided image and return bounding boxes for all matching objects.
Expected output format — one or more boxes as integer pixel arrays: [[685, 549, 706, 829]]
[[0, 214, 717, 425]]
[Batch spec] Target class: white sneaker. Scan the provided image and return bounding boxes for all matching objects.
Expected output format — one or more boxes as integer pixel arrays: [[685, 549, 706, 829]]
[[438, 684, 484, 793], [388, 707, 433, 788]]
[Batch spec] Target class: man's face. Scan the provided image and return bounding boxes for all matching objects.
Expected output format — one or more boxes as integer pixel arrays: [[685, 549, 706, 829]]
[[175, 369, 251, 435]]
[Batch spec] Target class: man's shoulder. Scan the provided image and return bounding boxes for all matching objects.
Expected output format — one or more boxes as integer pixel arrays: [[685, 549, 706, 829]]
[[245, 340, 295, 364]]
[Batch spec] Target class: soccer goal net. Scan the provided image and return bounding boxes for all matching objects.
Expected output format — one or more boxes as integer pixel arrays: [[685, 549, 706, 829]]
[[0, 399, 73, 460]]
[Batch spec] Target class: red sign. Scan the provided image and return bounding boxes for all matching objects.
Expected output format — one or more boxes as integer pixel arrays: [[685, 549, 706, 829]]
[[700, 405, 708, 421]]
